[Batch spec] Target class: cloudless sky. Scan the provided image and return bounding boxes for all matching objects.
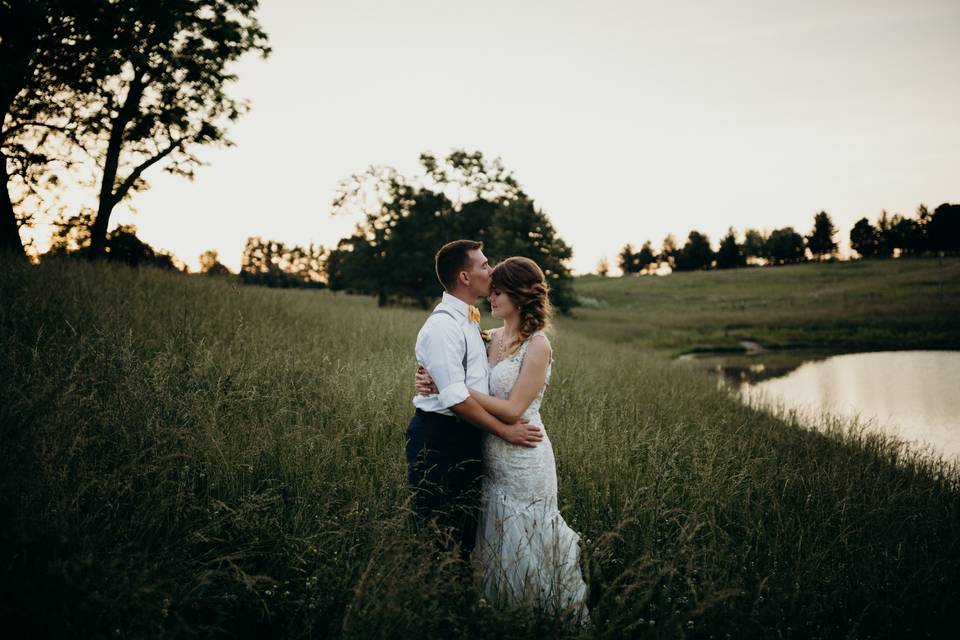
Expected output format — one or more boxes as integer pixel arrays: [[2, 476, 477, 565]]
[[29, 0, 960, 273]]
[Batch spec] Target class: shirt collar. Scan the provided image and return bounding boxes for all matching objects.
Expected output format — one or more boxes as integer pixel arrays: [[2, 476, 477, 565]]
[[441, 292, 470, 318]]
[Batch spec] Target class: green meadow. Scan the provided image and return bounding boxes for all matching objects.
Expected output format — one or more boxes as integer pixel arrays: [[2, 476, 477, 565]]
[[571, 257, 960, 356], [2, 255, 959, 638]]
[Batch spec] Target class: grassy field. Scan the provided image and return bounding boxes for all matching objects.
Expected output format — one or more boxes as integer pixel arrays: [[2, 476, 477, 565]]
[[570, 257, 960, 356], [2, 256, 959, 638]]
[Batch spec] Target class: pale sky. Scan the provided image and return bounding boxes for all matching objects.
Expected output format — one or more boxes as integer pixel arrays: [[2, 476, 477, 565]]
[[27, 0, 960, 273]]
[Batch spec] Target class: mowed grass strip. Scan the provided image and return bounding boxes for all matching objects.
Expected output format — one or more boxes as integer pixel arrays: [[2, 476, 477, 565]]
[[2, 256, 959, 638]]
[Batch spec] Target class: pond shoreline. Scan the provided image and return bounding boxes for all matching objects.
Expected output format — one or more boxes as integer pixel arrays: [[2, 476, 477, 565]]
[[679, 347, 960, 462], [676, 339, 960, 360]]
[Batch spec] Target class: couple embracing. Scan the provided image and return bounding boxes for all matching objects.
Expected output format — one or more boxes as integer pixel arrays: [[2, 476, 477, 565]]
[[405, 239, 589, 621]]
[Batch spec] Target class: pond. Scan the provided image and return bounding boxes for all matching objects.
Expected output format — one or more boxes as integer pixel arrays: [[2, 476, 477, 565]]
[[679, 349, 960, 461]]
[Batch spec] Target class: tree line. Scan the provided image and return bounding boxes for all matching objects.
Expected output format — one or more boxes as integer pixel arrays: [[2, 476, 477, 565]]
[[42, 207, 327, 289], [613, 204, 959, 275]]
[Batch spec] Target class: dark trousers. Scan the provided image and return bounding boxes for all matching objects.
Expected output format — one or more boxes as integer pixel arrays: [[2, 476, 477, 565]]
[[405, 409, 483, 558]]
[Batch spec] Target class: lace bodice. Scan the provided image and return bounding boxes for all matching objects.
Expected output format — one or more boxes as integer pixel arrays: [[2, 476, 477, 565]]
[[488, 329, 552, 423], [483, 328, 554, 501]]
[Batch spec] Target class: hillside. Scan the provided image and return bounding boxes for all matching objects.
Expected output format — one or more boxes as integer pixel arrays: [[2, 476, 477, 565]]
[[570, 257, 960, 355], [2, 256, 959, 638]]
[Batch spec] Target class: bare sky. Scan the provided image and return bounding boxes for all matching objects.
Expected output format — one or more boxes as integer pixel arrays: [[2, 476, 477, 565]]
[[30, 0, 960, 273]]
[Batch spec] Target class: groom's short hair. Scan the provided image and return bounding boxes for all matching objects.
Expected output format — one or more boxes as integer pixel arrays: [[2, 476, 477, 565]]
[[436, 239, 483, 291]]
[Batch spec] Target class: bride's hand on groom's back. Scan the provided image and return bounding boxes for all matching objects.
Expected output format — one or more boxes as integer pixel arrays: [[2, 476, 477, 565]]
[[414, 364, 438, 396], [501, 420, 543, 448]]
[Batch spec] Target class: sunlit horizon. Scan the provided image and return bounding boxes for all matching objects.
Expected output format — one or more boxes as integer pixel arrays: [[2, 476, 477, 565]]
[[21, 0, 960, 274]]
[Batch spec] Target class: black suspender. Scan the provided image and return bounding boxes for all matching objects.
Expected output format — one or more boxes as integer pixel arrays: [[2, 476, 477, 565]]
[[430, 308, 469, 373]]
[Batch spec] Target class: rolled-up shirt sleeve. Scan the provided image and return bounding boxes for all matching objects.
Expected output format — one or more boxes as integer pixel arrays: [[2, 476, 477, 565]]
[[420, 318, 469, 409]]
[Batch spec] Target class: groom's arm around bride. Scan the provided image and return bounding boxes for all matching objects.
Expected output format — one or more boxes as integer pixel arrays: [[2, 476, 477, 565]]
[[415, 308, 542, 446]]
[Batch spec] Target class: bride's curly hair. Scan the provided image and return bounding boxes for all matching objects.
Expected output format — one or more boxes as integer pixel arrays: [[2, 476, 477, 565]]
[[491, 256, 553, 357]]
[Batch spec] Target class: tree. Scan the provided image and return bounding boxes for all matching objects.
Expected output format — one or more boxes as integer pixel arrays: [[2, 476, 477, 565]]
[[596, 257, 609, 277], [874, 210, 895, 257], [82, 1, 270, 258], [329, 166, 442, 306], [46, 209, 95, 257], [103, 224, 182, 269], [0, 1, 106, 257], [715, 227, 746, 269], [659, 234, 679, 269], [850, 217, 880, 258], [766, 227, 806, 265], [806, 211, 837, 260], [928, 203, 960, 254], [636, 240, 656, 273], [617, 243, 636, 275], [287, 243, 326, 286], [329, 150, 577, 313], [743, 228, 769, 263], [199, 249, 230, 276], [478, 194, 577, 313], [674, 230, 714, 271], [887, 215, 922, 256], [43, 213, 183, 269], [240, 237, 325, 288], [914, 204, 933, 253]]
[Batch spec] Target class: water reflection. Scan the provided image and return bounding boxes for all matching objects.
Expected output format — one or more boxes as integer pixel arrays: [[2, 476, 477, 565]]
[[681, 350, 960, 461]]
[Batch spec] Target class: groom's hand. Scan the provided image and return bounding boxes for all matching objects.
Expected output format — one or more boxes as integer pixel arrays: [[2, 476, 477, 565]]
[[502, 420, 543, 448]]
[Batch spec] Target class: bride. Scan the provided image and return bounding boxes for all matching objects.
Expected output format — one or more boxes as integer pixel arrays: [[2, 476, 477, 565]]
[[417, 256, 589, 622]]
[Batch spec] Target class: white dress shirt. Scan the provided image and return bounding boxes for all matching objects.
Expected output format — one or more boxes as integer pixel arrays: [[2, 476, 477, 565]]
[[413, 292, 491, 416]]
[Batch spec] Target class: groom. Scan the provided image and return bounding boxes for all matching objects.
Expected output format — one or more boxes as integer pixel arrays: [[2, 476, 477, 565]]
[[406, 239, 543, 557]]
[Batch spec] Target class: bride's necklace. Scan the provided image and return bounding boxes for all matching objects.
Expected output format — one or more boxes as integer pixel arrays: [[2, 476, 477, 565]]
[[498, 329, 518, 363]]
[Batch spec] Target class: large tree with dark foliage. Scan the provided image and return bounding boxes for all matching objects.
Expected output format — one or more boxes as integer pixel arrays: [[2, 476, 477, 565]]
[[636, 240, 657, 273], [484, 196, 575, 312], [83, 1, 270, 258], [674, 230, 714, 271], [327, 150, 576, 313], [806, 211, 838, 260], [1, 1, 270, 260], [765, 227, 807, 265], [618, 243, 636, 275], [715, 227, 746, 269], [850, 217, 880, 258], [0, 0, 105, 257], [326, 166, 451, 306], [743, 228, 769, 262], [928, 203, 960, 254], [886, 214, 923, 256]]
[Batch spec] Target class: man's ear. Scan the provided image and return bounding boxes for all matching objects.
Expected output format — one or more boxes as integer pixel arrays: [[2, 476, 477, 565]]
[[457, 270, 470, 288]]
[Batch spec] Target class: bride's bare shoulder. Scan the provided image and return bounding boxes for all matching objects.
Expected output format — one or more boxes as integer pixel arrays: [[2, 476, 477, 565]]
[[526, 332, 552, 358]]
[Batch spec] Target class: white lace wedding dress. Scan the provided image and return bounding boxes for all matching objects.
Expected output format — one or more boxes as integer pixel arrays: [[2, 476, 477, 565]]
[[473, 330, 589, 622]]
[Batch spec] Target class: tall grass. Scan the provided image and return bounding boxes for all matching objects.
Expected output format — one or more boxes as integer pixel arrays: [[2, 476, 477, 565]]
[[2, 256, 959, 638]]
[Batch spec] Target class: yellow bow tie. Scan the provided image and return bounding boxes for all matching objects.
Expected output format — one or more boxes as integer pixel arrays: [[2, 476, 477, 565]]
[[467, 305, 481, 324]]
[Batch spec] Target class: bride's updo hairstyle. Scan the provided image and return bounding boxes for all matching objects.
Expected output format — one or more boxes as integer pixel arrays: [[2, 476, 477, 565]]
[[491, 256, 553, 357]]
